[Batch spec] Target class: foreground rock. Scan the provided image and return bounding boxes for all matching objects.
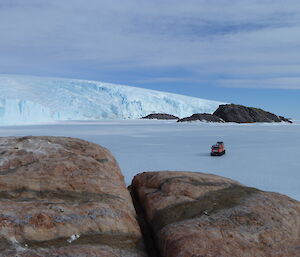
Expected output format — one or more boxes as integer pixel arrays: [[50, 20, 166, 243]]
[[177, 113, 224, 123], [213, 104, 292, 123], [132, 171, 300, 257], [0, 136, 146, 257], [141, 113, 179, 120]]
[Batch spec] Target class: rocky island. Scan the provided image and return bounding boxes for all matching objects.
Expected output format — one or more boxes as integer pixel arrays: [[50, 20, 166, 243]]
[[213, 104, 293, 123], [177, 113, 224, 123], [147, 104, 293, 123], [141, 113, 179, 120]]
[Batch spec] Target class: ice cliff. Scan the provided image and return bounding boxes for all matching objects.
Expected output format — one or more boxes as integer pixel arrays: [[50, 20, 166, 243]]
[[0, 75, 224, 125]]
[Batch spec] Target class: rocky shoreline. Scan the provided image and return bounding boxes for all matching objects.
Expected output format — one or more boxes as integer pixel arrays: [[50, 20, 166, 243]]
[[0, 136, 299, 256]]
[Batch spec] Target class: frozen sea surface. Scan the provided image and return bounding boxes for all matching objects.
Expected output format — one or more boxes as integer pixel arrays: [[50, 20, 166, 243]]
[[0, 120, 299, 200]]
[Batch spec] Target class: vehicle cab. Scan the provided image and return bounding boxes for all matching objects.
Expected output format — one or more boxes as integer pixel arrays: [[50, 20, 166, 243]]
[[211, 142, 225, 156]]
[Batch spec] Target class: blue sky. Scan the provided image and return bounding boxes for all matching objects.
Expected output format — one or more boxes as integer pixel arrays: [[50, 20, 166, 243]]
[[1, 0, 300, 118]]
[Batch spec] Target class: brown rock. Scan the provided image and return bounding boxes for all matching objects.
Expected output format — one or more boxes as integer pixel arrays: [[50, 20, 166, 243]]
[[1, 245, 145, 257], [0, 136, 146, 257], [132, 171, 300, 257]]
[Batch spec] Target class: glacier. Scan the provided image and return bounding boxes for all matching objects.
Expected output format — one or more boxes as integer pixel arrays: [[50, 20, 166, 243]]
[[0, 75, 224, 125]]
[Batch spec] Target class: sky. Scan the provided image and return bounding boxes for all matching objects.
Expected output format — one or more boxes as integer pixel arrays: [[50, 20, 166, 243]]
[[1, 0, 300, 118]]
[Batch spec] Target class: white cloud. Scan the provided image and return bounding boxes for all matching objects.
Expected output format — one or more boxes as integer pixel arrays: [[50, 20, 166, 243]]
[[1, 0, 300, 89], [219, 77, 300, 89]]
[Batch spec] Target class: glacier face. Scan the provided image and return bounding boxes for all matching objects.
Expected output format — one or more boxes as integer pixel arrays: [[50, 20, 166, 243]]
[[0, 75, 224, 125]]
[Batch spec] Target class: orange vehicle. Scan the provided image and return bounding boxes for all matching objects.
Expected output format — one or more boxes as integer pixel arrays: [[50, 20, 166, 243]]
[[211, 142, 225, 156]]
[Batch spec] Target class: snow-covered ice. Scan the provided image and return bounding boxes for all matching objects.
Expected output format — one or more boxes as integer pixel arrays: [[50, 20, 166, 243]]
[[0, 120, 299, 201], [0, 75, 223, 125]]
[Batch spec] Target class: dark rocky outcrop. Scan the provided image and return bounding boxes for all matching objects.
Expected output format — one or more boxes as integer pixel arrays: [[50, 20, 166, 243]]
[[0, 136, 146, 257], [132, 171, 300, 257], [213, 104, 292, 123], [141, 113, 179, 120], [177, 113, 224, 123], [279, 115, 293, 123]]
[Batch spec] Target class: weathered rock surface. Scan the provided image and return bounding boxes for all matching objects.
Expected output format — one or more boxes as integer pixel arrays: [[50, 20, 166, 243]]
[[141, 113, 179, 120], [177, 113, 224, 123], [0, 136, 146, 257], [132, 171, 300, 257], [2, 137, 299, 257], [213, 104, 292, 123]]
